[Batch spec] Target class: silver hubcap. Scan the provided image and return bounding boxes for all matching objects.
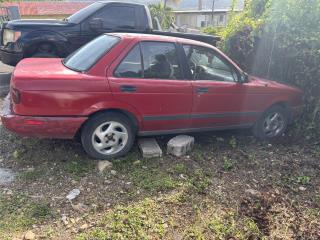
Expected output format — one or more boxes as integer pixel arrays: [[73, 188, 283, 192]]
[[92, 121, 128, 155], [263, 112, 285, 137]]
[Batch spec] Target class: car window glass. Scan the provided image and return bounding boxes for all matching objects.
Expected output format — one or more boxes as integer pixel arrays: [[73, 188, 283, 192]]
[[114, 45, 142, 78], [64, 35, 119, 72], [90, 6, 135, 29], [67, 2, 104, 24], [141, 42, 181, 79], [183, 45, 237, 82]]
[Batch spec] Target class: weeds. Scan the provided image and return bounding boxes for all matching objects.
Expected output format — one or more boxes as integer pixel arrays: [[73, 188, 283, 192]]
[[223, 157, 234, 171], [77, 198, 166, 240], [229, 136, 237, 149], [174, 163, 187, 174], [296, 175, 311, 185], [0, 193, 53, 239], [19, 168, 43, 181], [130, 167, 179, 192], [66, 160, 94, 179]]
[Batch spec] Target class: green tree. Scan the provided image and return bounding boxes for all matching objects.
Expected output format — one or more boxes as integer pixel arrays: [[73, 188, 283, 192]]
[[149, 3, 174, 30]]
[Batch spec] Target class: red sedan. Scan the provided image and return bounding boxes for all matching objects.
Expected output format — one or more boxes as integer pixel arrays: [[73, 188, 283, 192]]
[[1, 33, 302, 159]]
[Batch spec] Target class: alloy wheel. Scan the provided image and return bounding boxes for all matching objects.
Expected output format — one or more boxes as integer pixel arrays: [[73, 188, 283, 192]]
[[263, 112, 285, 137], [91, 121, 128, 155]]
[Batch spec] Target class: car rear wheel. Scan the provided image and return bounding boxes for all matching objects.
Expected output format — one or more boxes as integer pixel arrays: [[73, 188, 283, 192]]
[[81, 112, 135, 159], [253, 105, 288, 139]]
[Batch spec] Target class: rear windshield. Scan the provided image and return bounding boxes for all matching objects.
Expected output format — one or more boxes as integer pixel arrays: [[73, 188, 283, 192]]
[[66, 2, 104, 24], [63, 35, 119, 72]]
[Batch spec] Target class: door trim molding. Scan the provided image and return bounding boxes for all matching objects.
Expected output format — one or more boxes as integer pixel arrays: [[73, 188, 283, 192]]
[[138, 123, 253, 136], [143, 111, 261, 121]]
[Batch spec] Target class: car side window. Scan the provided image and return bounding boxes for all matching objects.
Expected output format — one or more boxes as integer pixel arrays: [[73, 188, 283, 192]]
[[141, 42, 182, 80], [114, 45, 142, 78], [90, 6, 136, 29], [183, 45, 238, 82]]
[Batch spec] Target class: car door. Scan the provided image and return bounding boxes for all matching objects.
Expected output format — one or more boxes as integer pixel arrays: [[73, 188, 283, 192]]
[[182, 44, 261, 129], [80, 4, 138, 48], [108, 40, 193, 134]]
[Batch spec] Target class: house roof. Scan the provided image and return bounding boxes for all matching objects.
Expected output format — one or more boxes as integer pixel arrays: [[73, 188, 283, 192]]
[[2, 0, 244, 16], [3, 1, 92, 16]]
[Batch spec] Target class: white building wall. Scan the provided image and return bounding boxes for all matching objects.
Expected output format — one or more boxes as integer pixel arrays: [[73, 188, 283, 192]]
[[175, 12, 228, 29]]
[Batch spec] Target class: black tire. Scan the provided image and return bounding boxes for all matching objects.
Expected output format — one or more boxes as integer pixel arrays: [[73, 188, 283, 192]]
[[253, 105, 289, 139], [32, 43, 58, 58], [81, 112, 135, 160]]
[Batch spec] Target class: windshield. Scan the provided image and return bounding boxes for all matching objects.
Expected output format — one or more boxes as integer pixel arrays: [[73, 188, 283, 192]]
[[63, 35, 120, 72], [66, 2, 104, 23]]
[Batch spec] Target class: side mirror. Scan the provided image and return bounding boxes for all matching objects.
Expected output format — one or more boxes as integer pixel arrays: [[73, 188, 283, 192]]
[[89, 18, 103, 30], [239, 73, 249, 83]]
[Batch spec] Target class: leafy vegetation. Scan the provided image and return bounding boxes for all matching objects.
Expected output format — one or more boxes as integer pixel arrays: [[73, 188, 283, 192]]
[[149, 3, 174, 30], [205, 0, 320, 136], [0, 194, 52, 239]]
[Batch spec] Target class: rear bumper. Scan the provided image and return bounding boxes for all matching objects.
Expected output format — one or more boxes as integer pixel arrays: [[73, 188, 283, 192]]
[[0, 47, 23, 66], [1, 94, 87, 139]]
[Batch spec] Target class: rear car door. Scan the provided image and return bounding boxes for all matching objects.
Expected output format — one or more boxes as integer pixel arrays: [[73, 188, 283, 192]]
[[108, 40, 193, 134], [182, 44, 260, 129]]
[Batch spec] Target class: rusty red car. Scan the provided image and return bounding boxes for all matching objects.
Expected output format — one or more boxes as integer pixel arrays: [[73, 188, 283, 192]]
[[1, 33, 303, 159]]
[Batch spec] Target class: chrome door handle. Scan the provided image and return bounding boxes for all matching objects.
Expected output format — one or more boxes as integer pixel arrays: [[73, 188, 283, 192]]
[[197, 87, 209, 94]]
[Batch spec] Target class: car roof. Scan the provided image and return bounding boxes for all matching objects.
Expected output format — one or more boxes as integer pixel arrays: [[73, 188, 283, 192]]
[[98, 1, 145, 7], [108, 32, 214, 49]]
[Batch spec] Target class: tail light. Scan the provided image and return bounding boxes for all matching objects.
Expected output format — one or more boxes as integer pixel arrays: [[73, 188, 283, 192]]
[[11, 88, 21, 104]]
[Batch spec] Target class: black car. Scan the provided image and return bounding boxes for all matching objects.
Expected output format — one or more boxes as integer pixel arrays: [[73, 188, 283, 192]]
[[0, 1, 219, 66]]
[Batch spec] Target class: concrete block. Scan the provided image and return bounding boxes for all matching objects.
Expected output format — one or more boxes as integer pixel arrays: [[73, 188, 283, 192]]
[[138, 138, 162, 158], [167, 135, 194, 157]]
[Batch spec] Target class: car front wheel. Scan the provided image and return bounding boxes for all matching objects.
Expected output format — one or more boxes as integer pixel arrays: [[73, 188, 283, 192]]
[[81, 112, 135, 159], [253, 105, 289, 139]]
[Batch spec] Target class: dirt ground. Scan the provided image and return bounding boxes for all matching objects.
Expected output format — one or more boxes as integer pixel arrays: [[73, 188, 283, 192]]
[[0, 96, 320, 240]]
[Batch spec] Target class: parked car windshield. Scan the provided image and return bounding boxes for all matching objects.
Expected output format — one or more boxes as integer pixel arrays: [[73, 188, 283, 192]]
[[63, 35, 119, 72], [66, 2, 104, 24]]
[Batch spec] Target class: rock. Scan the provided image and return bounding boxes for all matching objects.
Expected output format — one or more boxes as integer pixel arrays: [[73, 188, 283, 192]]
[[133, 160, 141, 165], [0, 168, 16, 185], [245, 188, 261, 197], [97, 160, 113, 173], [12, 150, 19, 159], [299, 186, 307, 191], [66, 189, 80, 201], [138, 138, 162, 158], [61, 215, 68, 225], [72, 203, 89, 212], [79, 223, 89, 231], [167, 135, 194, 157], [24, 230, 36, 240], [110, 170, 117, 176]]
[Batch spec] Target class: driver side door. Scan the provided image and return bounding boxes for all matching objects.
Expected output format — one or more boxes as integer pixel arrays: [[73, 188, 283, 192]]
[[182, 44, 260, 129]]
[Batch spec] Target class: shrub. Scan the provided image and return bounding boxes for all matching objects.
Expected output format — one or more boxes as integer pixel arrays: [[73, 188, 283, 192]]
[[212, 0, 320, 135]]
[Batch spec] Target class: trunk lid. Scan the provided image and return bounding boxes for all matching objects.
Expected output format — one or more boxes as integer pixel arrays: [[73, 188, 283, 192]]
[[12, 58, 99, 92]]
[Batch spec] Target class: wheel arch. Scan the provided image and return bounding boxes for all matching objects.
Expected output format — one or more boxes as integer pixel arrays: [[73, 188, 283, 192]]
[[265, 101, 293, 121], [74, 108, 140, 140], [22, 31, 70, 57]]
